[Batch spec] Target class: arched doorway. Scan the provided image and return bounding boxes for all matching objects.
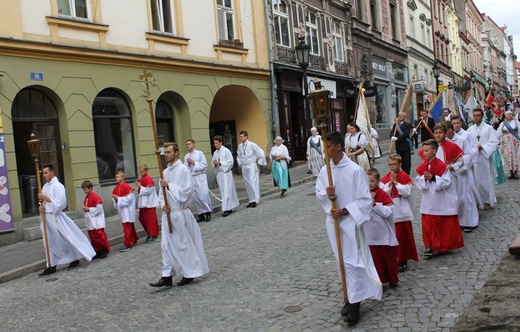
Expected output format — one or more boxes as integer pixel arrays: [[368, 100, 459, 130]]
[[12, 88, 64, 214], [156, 99, 175, 169]]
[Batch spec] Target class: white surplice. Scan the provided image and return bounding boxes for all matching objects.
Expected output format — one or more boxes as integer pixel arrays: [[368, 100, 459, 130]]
[[467, 122, 499, 206], [315, 154, 382, 304], [41, 177, 96, 267], [415, 164, 457, 215], [448, 134, 479, 228], [159, 160, 209, 278], [380, 178, 416, 223], [84, 203, 105, 230], [455, 128, 481, 207], [237, 140, 266, 204], [212, 145, 239, 211], [113, 191, 136, 223], [184, 149, 212, 214], [365, 201, 398, 247]]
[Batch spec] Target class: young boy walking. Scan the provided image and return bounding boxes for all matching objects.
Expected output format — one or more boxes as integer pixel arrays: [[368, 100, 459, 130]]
[[365, 168, 399, 287], [82, 180, 110, 259], [112, 170, 138, 252], [380, 154, 419, 272], [136, 164, 160, 243]]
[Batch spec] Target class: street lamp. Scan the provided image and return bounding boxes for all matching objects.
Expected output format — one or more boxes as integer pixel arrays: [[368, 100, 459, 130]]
[[432, 62, 440, 96], [295, 35, 311, 130]]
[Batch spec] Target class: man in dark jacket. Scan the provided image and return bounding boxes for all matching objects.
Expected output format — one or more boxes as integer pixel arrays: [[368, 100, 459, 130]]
[[390, 112, 412, 174]]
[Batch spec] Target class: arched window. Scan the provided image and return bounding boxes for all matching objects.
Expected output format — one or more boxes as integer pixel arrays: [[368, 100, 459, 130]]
[[92, 89, 137, 182]]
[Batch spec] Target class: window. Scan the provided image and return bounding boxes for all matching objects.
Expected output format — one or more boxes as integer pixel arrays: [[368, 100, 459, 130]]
[[273, 0, 290, 47], [217, 0, 235, 41], [355, 0, 363, 20], [426, 28, 431, 47], [332, 22, 344, 62], [420, 24, 425, 45], [370, 0, 378, 30], [57, 0, 89, 19], [92, 89, 137, 182], [390, 2, 398, 39], [409, 15, 415, 39], [151, 0, 174, 34], [306, 12, 320, 55]]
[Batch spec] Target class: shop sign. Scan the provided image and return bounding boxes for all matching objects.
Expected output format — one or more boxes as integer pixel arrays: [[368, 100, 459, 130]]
[[372, 57, 387, 77]]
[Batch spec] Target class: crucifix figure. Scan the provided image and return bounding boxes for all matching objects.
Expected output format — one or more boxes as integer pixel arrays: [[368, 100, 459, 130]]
[[476, 135, 480, 141]]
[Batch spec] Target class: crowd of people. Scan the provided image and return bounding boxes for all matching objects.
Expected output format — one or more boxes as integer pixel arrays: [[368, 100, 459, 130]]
[[35, 105, 517, 324]]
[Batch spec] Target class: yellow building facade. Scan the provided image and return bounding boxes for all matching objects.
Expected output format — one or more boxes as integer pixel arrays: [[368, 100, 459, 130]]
[[0, 0, 271, 244]]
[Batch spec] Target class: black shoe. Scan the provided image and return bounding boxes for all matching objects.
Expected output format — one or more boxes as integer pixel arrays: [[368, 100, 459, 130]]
[[98, 251, 108, 259], [462, 227, 473, 233], [149, 276, 173, 287], [205, 213, 211, 222], [177, 277, 194, 286], [250, 202, 257, 208], [341, 301, 350, 317], [67, 260, 80, 269], [197, 214, 206, 222], [93, 252, 101, 260], [222, 210, 232, 217], [344, 302, 360, 323], [38, 266, 56, 276], [398, 261, 407, 272], [246, 202, 253, 208]]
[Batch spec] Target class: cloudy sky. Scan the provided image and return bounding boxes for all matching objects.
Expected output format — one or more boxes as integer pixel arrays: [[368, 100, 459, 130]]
[[472, 0, 520, 49]]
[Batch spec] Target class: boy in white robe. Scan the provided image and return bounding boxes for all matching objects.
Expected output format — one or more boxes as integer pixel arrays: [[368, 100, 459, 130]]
[[150, 142, 209, 288], [184, 139, 213, 222], [37, 165, 96, 276], [467, 108, 499, 210], [212, 135, 239, 217], [316, 131, 382, 324], [237, 130, 266, 208]]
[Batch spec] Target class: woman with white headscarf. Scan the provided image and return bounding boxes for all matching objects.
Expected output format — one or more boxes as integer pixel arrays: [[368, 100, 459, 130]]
[[270, 136, 291, 197], [497, 110, 520, 179], [306, 127, 325, 176]]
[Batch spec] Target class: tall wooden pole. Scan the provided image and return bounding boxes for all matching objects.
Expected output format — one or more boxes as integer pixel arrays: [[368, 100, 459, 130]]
[[28, 134, 51, 267], [319, 122, 348, 304], [139, 67, 173, 233]]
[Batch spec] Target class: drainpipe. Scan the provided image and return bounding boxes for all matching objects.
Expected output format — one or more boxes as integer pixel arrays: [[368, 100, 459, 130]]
[[264, 0, 279, 137]]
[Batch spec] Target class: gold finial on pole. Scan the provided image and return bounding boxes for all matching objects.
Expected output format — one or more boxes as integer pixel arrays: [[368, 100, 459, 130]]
[[139, 67, 173, 234]]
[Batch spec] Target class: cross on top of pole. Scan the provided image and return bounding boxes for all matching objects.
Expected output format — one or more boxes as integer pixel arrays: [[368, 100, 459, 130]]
[[139, 67, 155, 101]]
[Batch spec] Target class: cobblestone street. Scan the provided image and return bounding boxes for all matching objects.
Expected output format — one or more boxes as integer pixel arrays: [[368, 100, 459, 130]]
[[2, 154, 520, 331]]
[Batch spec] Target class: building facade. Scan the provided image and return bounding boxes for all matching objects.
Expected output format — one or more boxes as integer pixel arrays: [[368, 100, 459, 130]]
[[0, 0, 272, 244]]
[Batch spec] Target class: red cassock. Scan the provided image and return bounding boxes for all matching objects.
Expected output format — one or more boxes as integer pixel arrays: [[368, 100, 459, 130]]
[[380, 171, 419, 263], [416, 158, 464, 252], [137, 174, 159, 237], [368, 188, 399, 286], [84, 192, 110, 253]]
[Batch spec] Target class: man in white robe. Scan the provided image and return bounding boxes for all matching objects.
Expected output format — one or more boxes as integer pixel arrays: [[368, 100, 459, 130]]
[[451, 115, 481, 208], [315, 131, 382, 324], [445, 122, 479, 231], [212, 135, 239, 217], [237, 130, 266, 208], [149, 142, 209, 288], [37, 165, 96, 276], [467, 109, 499, 210], [184, 139, 213, 222]]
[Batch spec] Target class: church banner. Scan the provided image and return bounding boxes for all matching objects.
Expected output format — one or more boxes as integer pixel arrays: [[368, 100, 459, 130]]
[[0, 133, 14, 233]]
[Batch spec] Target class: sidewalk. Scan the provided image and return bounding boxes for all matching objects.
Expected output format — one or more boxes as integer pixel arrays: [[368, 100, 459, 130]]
[[0, 160, 317, 284]]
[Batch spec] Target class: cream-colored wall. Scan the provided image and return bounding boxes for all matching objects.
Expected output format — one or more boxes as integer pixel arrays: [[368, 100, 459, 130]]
[[103, 0, 149, 49], [0, 0, 23, 38]]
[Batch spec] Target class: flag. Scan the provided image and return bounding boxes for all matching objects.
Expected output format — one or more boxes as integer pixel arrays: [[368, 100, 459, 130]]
[[399, 78, 414, 119], [354, 87, 373, 156], [454, 94, 466, 124], [429, 94, 444, 123], [464, 90, 476, 120], [486, 92, 502, 118]]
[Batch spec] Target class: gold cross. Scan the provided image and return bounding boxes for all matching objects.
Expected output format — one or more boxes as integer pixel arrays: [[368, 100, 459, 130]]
[[139, 67, 153, 100]]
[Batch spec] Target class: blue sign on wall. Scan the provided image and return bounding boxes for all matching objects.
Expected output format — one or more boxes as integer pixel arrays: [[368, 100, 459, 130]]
[[30, 72, 44, 81]]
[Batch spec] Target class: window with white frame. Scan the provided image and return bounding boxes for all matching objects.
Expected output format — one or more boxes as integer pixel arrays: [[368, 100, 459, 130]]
[[273, 0, 290, 47], [409, 15, 415, 39], [151, 0, 174, 34], [306, 12, 320, 55], [217, 0, 235, 41], [332, 22, 344, 62], [57, 0, 89, 19]]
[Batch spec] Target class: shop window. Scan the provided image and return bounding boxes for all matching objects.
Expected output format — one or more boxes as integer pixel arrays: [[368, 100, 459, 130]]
[[151, 0, 174, 34], [375, 85, 387, 124], [273, 0, 290, 47], [217, 0, 235, 41], [57, 0, 90, 19], [92, 89, 137, 183]]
